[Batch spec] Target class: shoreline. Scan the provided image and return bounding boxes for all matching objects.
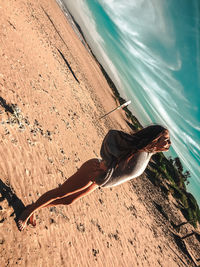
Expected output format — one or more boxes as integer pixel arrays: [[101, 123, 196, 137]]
[[0, 1, 199, 266]]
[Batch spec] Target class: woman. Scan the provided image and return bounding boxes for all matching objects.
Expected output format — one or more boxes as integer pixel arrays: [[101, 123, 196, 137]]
[[17, 125, 171, 231]]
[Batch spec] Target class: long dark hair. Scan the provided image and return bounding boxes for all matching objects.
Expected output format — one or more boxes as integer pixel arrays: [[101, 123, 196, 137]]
[[132, 125, 168, 152], [100, 125, 169, 165]]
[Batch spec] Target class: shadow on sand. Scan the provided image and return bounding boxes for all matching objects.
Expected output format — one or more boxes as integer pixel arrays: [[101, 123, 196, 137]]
[[0, 179, 25, 225]]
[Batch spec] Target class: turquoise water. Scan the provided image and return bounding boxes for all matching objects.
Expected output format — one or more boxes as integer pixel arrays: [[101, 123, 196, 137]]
[[61, 0, 200, 205]]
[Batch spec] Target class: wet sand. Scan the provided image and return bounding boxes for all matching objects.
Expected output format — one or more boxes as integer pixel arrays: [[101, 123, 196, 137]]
[[0, 0, 199, 266]]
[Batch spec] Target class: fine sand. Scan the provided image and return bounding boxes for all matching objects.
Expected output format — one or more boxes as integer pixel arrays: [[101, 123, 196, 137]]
[[0, 1, 199, 266]]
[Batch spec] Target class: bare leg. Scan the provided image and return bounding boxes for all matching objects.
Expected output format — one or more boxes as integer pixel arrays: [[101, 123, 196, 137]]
[[27, 183, 98, 227], [45, 183, 98, 207], [17, 159, 104, 230]]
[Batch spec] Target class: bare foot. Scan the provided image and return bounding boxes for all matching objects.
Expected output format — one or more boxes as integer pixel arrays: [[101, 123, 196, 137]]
[[17, 205, 34, 231], [28, 213, 36, 227]]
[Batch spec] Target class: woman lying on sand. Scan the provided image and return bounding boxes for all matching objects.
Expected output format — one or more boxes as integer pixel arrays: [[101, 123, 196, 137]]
[[17, 125, 171, 231]]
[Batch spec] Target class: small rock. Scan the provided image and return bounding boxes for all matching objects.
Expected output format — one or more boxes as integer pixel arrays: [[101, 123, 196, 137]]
[[0, 238, 5, 245], [92, 249, 99, 257]]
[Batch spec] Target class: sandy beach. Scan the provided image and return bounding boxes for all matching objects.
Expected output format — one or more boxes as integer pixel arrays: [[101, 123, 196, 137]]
[[0, 0, 199, 266]]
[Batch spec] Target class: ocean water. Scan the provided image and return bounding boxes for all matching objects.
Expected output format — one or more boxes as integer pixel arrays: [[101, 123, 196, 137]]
[[59, 0, 200, 205]]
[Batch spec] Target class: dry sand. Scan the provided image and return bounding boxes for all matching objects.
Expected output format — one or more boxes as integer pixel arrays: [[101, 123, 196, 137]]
[[0, 0, 199, 266]]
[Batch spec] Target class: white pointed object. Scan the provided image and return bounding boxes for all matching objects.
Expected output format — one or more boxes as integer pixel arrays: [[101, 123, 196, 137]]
[[116, 100, 131, 110], [99, 100, 131, 119]]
